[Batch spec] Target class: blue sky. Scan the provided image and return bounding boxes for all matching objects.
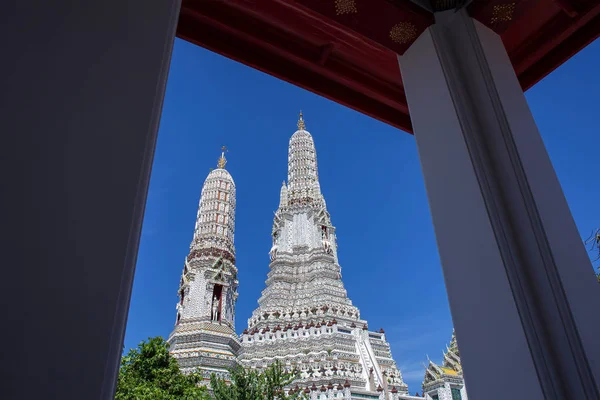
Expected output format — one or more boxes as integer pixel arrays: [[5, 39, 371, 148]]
[[124, 37, 600, 393]]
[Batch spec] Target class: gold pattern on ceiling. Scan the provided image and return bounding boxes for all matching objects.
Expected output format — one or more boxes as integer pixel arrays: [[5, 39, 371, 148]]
[[491, 3, 516, 24], [389, 22, 418, 44], [335, 0, 358, 15]]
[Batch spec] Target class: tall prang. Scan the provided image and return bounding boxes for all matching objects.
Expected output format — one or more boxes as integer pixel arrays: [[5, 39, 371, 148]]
[[239, 113, 410, 399], [168, 147, 240, 384]]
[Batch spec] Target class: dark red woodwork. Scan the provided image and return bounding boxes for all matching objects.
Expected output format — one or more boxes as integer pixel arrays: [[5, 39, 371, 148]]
[[177, 0, 600, 133]]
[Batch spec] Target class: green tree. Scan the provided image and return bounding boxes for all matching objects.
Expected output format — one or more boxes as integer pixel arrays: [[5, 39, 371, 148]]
[[584, 228, 600, 283], [211, 361, 307, 400], [115, 336, 209, 400]]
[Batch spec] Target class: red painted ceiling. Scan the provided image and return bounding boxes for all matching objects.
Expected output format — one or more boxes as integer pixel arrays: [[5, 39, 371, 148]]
[[177, 0, 600, 133]]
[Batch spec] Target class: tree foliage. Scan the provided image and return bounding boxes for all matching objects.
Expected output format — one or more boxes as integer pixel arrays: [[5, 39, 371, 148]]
[[116, 337, 308, 400], [583, 228, 600, 283], [211, 361, 307, 400], [115, 336, 209, 400]]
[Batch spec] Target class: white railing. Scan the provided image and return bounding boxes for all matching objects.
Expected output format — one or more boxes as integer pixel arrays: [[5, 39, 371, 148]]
[[356, 332, 384, 390]]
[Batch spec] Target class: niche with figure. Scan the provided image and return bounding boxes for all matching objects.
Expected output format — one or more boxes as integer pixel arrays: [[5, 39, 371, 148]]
[[321, 225, 332, 254], [211, 284, 223, 323]]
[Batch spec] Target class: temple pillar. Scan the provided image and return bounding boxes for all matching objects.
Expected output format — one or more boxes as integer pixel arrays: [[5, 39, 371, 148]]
[[311, 389, 319, 400], [344, 386, 352, 399], [399, 8, 600, 400], [0, 0, 180, 399]]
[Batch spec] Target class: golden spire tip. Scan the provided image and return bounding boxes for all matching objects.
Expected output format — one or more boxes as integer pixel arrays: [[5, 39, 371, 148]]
[[217, 146, 227, 169], [297, 110, 306, 130]]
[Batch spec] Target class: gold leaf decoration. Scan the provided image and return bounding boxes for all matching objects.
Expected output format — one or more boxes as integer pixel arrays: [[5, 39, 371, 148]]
[[389, 22, 417, 44], [491, 3, 516, 24], [335, 0, 358, 15]]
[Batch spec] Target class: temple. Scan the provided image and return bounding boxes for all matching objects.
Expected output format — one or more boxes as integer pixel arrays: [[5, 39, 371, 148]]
[[5, 1, 600, 398], [422, 332, 467, 400], [239, 113, 409, 399], [167, 148, 241, 382], [167, 116, 473, 399]]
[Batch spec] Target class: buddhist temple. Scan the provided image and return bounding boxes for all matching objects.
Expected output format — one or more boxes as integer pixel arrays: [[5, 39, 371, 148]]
[[4, 1, 600, 399]]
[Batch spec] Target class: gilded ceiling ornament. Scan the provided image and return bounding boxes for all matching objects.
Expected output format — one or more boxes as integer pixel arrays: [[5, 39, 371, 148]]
[[335, 0, 358, 15], [491, 2, 516, 24], [389, 22, 417, 44]]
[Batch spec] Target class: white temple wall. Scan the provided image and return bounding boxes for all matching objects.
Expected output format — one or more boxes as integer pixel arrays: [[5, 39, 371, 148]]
[[181, 273, 208, 319], [440, 384, 453, 400], [460, 385, 467, 400], [224, 282, 236, 325]]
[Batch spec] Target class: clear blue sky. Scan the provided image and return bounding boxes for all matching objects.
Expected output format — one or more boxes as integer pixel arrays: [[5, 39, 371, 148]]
[[124, 37, 600, 393]]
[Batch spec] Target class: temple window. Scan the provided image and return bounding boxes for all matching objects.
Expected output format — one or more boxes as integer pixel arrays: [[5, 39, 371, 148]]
[[451, 388, 462, 400]]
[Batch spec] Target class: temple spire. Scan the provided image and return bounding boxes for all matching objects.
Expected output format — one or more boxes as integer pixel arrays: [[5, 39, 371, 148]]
[[217, 146, 227, 169], [240, 116, 408, 396], [168, 149, 239, 377], [297, 111, 306, 130], [287, 114, 323, 205], [279, 181, 288, 208]]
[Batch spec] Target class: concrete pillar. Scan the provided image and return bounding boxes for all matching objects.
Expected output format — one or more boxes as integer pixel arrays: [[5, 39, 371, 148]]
[[0, 1, 180, 399], [399, 9, 600, 400]]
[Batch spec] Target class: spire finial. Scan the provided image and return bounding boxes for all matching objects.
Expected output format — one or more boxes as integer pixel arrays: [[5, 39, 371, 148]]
[[217, 146, 227, 169], [297, 110, 306, 130]]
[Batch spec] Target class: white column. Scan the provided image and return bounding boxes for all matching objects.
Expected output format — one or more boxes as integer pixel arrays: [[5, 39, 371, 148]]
[[344, 387, 352, 399], [0, 0, 180, 399], [399, 9, 600, 400], [460, 385, 468, 400], [311, 389, 319, 400]]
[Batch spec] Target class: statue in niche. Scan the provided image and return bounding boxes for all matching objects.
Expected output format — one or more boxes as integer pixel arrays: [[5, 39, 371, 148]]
[[211, 294, 220, 322], [321, 226, 332, 254], [269, 230, 279, 261], [269, 244, 278, 261], [323, 239, 332, 254]]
